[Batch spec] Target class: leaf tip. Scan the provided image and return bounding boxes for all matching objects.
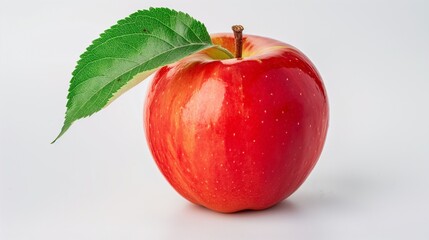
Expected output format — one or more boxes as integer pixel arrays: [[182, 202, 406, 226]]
[[51, 121, 72, 144], [51, 134, 61, 144]]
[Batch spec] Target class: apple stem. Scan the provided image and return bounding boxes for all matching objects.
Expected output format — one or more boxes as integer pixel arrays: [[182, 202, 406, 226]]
[[232, 25, 244, 59]]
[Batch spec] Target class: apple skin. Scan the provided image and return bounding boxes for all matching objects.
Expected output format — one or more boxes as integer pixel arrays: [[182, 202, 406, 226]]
[[144, 34, 328, 213]]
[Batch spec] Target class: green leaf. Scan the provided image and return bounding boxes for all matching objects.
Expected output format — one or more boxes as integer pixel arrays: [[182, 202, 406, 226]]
[[53, 7, 233, 143]]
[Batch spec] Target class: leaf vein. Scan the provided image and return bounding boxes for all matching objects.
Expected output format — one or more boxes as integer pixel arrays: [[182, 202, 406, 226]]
[[175, 17, 204, 42], [73, 33, 176, 79]]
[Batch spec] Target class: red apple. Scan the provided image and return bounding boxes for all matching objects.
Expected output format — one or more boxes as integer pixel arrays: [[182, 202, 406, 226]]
[[144, 33, 329, 213]]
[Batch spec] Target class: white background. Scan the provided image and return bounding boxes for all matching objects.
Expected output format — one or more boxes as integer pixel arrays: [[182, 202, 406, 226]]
[[1, 0, 428, 239]]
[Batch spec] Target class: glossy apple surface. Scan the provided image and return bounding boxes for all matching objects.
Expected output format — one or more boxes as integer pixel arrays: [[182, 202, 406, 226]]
[[144, 34, 329, 213]]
